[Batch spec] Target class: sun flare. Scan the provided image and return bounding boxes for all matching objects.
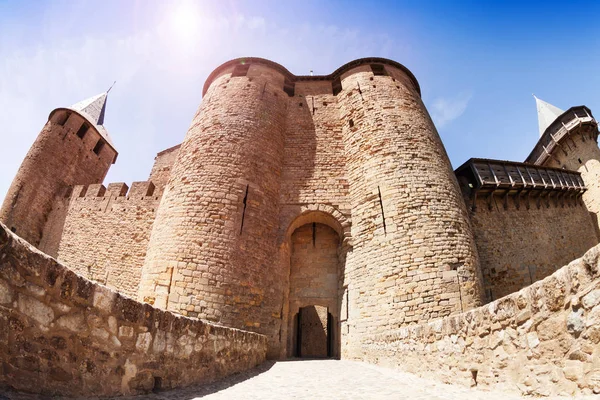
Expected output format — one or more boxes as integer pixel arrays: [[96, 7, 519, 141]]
[[169, 2, 201, 40]]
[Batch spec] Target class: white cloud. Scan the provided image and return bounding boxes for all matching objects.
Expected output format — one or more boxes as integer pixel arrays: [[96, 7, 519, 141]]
[[431, 92, 472, 128]]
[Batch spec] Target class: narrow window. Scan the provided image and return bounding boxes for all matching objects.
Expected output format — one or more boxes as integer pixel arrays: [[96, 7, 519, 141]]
[[240, 185, 249, 234], [370, 64, 388, 76], [283, 77, 295, 97], [56, 112, 69, 126], [332, 77, 342, 96], [378, 186, 387, 235], [231, 64, 250, 77], [93, 139, 105, 155], [76, 124, 88, 139]]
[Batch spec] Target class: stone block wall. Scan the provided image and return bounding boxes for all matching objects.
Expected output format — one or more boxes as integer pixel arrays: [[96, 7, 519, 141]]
[[466, 194, 598, 299], [57, 181, 160, 298], [0, 222, 267, 397], [148, 144, 181, 194], [1, 111, 116, 251], [544, 131, 600, 235], [337, 63, 483, 358], [358, 243, 600, 397]]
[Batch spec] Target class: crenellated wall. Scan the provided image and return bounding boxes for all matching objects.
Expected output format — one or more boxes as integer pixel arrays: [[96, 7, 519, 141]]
[[358, 243, 600, 397], [57, 181, 160, 298], [0, 222, 266, 397], [1, 110, 116, 250]]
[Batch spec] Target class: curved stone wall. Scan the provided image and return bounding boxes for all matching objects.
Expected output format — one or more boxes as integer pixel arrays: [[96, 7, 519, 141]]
[[337, 63, 484, 355], [360, 243, 600, 397], [139, 62, 288, 356], [0, 222, 266, 397]]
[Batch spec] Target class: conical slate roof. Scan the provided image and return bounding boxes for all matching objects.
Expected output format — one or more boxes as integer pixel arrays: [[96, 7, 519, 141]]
[[65, 92, 115, 149], [70, 92, 108, 126], [534, 95, 564, 137]]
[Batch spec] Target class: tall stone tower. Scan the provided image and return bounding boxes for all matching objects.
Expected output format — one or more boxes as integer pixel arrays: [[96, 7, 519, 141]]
[[0, 93, 118, 253], [139, 58, 484, 358], [526, 97, 600, 230]]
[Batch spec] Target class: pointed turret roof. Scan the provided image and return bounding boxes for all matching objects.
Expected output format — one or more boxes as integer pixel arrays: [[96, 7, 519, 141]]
[[70, 92, 108, 126], [50, 91, 116, 151], [534, 95, 564, 137]]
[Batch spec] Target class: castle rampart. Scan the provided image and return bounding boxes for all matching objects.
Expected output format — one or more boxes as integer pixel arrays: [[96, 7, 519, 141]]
[[0, 222, 266, 397], [57, 182, 160, 298], [359, 242, 600, 396], [4, 56, 600, 389]]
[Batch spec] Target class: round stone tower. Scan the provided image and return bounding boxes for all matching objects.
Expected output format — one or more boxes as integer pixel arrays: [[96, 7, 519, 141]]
[[0, 93, 117, 252], [336, 61, 484, 353], [139, 59, 289, 356], [526, 99, 600, 230], [140, 57, 484, 359]]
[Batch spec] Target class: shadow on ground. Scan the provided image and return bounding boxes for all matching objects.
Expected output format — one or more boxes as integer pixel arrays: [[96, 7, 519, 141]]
[[0, 360, 277, 400]]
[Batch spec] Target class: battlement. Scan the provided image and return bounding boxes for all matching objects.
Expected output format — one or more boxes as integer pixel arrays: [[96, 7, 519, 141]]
[[72, 181, 156, 200], [202, 57, 421, 98]]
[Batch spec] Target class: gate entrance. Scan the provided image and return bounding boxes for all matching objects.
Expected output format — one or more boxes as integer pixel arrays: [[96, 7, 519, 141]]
[[295, 305, 332, 358], [286, 221, 343, 359]]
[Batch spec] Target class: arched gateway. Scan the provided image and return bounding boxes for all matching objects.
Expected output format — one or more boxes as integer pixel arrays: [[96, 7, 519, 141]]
[[281, 209, 349, 359]]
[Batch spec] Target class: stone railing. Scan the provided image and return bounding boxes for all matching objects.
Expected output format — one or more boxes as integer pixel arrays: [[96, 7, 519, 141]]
[[359, 243, 600, 397], [0, 222, 267, 397]]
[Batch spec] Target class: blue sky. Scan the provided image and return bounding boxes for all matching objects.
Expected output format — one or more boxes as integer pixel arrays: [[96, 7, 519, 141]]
[[1, 0, 599, 199]]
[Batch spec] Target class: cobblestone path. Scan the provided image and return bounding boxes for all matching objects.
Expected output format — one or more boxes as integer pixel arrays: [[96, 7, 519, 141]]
[[2, 359, 597, 399]]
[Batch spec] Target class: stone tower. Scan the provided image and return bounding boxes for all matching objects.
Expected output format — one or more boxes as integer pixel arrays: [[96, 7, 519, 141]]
[[0, 93, 118, 254], [526, 97, 600, 230], [139, 58, 484, 358]]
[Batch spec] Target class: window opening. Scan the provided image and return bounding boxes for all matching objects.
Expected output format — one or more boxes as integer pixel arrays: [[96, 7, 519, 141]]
[[370, 64, 388, 76], [93, 139, 105, 155], [76, 124, 88, 139], [231, 64, 250, 77], [240, 185, 249, 234], [378, 186, 387, 235], [332, 77, 342, 96]]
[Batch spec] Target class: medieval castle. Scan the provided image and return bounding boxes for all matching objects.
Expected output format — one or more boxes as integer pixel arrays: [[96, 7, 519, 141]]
[[2, 57, 600, 397]]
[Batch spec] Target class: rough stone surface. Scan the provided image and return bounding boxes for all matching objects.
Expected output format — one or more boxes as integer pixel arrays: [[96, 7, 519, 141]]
[[3, 57, 600, 398], [139, 60, 485, 360], [4, 360, 598, 400], [464, 194, 598, 300], [57, 182, 160, 298], [0, 110, 116, 253], [358, 243, 600, 397], [0, 222, 266, 397]]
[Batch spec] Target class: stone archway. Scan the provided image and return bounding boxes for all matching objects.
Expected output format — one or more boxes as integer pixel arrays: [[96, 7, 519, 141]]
[[285, 221, 343, 358]]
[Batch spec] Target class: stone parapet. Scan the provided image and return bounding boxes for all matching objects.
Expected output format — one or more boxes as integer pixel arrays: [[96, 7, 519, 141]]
[[0, 222, 267, 397], [357, 243, 600, 397]]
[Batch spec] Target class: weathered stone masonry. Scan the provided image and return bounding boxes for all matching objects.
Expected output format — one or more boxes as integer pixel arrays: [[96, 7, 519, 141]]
[[0, 222, 266, 397], [3, 56, 600, 397]]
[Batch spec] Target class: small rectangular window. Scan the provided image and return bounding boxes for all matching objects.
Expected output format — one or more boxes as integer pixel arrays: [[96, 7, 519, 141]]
[[57, 112, 69, 126], [283, 78, 295, 97], [231, 64, 250, 77], [93, 139, 105, 155], [332, 77, 342, 96], [76, 124, 88, 139], [371, 64, 387, 76]]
